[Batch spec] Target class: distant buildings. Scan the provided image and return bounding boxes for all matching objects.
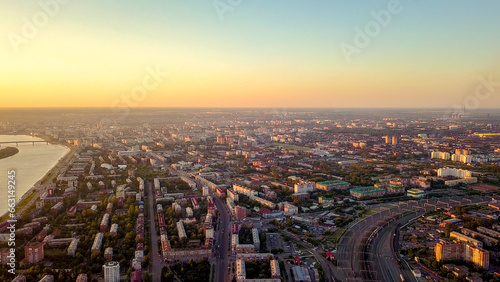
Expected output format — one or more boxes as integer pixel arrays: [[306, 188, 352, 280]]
[[253, 197, 276, 209], [437, 167, 472, 179], [407, 188, 425, 198], [294, 182, 315, 194], [437, 167, 477, 186], [450, 232, 483, 248], [451, 153, 473, 164], [445, 177, 478, 186], [383, 135, 398, 145], [349, 187, 385, 199], [431, 151, 451, 160], [283, 203, 299, 215], [233, 184, 257, 198], [316, 180, 350, 191]]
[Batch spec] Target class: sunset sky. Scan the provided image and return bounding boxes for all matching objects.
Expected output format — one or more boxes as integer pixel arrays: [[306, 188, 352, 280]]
[[1, 1, 500, 108]]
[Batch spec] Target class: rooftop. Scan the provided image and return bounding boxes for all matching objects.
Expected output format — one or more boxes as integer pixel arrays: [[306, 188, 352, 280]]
[[350, 187, 384, 193]]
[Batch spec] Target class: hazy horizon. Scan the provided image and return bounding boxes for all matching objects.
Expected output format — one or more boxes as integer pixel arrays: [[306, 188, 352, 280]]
[[1, 106, 500, 110]]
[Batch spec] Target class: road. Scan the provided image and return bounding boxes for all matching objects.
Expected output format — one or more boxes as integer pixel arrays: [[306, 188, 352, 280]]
[[147, 181, 162, 282], [213, 195, 231, 282], [335, 195, 490, 281], [371, 214, 418, 282], [163, 167, 233, 281]]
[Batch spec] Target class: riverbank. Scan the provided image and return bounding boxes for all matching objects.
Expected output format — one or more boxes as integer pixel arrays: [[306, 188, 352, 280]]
[[0, 135, 74, 219], [0, 145, 75, 221]]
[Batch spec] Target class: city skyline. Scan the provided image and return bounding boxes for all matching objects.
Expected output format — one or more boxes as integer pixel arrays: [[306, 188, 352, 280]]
[[2, 1, 500, 108], [1, 107, 500, 282]]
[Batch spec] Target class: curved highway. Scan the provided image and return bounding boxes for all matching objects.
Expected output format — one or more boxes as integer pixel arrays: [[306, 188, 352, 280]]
[[334, 195, 490, 281], [371, 214, 418, 282]]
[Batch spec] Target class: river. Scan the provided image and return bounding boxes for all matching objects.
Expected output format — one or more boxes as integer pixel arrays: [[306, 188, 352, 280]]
[[0, 135, 69, 216]]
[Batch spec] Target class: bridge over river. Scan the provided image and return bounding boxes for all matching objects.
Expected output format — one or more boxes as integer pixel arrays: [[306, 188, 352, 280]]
[[0, 140, 50, 147]]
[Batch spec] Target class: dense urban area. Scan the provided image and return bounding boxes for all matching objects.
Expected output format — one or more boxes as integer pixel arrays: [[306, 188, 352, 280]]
[[1, 108, 500, 282]]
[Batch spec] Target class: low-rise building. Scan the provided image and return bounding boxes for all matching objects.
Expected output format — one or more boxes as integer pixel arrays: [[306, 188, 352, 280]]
[[110, 223, 118, 235], [24, 242, 44, 264], [283, 203, 299, 215], [236, 244, 255, 254], [91, 233, 104, 252], [294, 182, 315, 194], [100, 213, 110, 232], [270, 259, 280, 279], [68, 239, 79, 256], [450, 232, 483, 248], [234, 206, 247, 219], [236, 259, 246, 281], [407, 188, 425, 198], [316, 180, 350, 191], [75, 274, 87, 282], [349, 187, 385, 199], [177, 221, 187, 239], [252, 228, 260, 250]]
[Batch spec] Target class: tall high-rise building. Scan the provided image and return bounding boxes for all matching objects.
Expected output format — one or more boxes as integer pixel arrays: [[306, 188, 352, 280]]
[[435, 240, 462, 262], [431, 151, 451, 160], [435, 241, 489, 269], [437, 168, 472, 179], [392, 136, 398, 145], [103, 261, 120, 282], [294, 182, 315, 194], [217, 135, 225, 144]]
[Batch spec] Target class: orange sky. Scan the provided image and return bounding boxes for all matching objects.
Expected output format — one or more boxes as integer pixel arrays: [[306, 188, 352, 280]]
[[1, 1, 500, 108]]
